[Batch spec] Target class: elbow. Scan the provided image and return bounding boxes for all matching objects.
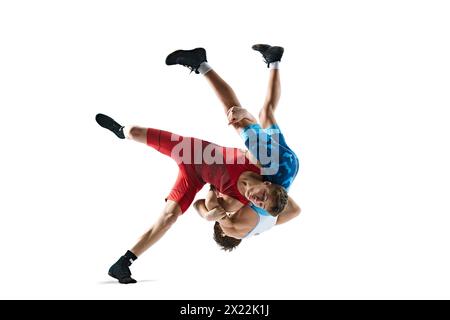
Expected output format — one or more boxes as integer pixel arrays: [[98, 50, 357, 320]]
[[206, 210, 220, 221], [293, 205, 301, 218], [193, 199, 204, 211], [275, 204, 301, 225]]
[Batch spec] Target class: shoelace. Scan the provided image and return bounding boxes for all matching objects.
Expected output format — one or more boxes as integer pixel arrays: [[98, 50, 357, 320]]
[[182, 64, 200, 74]]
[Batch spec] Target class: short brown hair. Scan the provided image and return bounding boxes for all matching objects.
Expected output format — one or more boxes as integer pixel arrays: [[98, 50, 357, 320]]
[[213, 222, 242, 251], [268, 184, 288, 216]]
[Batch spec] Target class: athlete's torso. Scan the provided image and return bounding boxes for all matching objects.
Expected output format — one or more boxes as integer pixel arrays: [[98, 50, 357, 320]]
[[218, 206, 259, 239], [229, 124, 300, 238], [193, 143, 260, 205], [241, 124, 299, 190]]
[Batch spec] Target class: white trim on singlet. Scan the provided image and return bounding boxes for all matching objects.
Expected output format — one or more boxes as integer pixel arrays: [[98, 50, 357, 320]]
[[243, 205, 278, 238]]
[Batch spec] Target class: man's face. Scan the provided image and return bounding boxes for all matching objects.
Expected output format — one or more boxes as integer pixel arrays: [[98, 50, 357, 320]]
[[245, 181, 273, 211]]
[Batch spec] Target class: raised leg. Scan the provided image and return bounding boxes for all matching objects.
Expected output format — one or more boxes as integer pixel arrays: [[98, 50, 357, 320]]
[[259, 68, 281, 128], [203, 69, 242, 113], [165, 48, 255, 130], [251, 44, 284, 128], [203, 70, 257, 130]]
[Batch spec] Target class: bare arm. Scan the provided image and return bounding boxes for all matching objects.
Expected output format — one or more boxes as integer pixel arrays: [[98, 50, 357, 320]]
[[227, 106, 257, 127], [205, 187, 220, 211], [276, 196, 301, 225], [227, 106, 258, 133], [193, 199, 227, 222]]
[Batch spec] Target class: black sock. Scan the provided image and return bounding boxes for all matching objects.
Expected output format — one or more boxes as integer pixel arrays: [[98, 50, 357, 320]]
[[123, 250, 137, 266]]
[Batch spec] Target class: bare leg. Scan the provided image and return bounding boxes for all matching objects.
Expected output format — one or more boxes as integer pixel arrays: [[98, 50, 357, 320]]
[[124, 126, 147, 144], [204, 69, 242, 113], [259, 69, 281, 128], [203, 70, 256, 130], [108, 200, 182, 284], [121, 128, 183, 255], [131, 200, 182, 256]]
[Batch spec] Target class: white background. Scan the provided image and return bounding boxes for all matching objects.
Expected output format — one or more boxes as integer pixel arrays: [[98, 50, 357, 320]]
[[1, 0, 449, 299]]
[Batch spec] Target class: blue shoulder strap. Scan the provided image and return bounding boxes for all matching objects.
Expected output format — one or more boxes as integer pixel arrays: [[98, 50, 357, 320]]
[[250, 203, 271, 216]]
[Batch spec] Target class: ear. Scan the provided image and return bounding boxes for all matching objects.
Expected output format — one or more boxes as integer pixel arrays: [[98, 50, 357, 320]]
[[263, 181, 272, 186]]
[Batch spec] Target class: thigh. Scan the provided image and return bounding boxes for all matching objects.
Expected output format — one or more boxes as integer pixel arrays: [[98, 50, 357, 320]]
[[166, 169, 203, 213], [265, 124, 288, 148], [146, 128, 186, 158], [259, 107, 278, 129]]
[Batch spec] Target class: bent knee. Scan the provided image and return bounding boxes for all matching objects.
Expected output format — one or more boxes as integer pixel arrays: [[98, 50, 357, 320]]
[[259, 108, 276, 127], [161, 210, 181, 227], [259, 106, 274, 118]]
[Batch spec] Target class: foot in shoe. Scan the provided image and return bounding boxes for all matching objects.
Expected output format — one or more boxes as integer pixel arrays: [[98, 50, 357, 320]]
[[108, 256, 137, 284], [252, 44, 284, 67], [165, 48, 207, 74], [118, 276, 137, 284], [95, 113, 125, 139]]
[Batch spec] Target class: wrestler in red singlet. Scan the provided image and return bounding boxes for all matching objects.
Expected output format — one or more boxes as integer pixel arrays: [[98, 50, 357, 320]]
[[146, 128, 260, 212]]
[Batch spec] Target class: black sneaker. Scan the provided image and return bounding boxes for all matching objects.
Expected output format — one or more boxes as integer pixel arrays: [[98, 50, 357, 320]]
[[108, 256, 137, 284], [165, 47, 207, 74], [95, 113, 125, 139], [252, 44, 284, 67]]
